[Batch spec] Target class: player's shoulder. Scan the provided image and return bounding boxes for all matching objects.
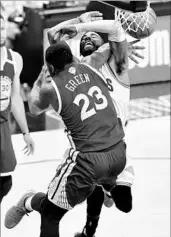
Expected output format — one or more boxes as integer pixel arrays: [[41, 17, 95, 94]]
[[9, 49, 23, 64], [9, 49, 23, 74]]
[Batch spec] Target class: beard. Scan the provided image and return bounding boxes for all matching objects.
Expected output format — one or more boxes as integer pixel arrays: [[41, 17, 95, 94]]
[[81, 48, 95, 57], [80, 42, 100, 57]]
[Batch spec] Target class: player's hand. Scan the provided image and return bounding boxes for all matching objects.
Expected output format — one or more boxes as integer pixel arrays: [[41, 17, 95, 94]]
[[22, 133, 35, 156], [48, 29, 67, 45], [79, 11, 103, 23], [60, 25, 78, 39], [128, 40, 145, 64]]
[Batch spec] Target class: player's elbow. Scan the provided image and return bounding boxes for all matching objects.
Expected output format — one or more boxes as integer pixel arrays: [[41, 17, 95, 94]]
[[28, 103, 40, 116], [28, 97, 42, 116]]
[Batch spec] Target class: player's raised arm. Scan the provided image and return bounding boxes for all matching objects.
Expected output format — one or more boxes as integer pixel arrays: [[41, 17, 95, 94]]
[[11, 52, 35, 155], [11, 53, 29, 133], [28, 66, 56, 115], [47, 11, 103, 45], [62, 20, 127, 74]]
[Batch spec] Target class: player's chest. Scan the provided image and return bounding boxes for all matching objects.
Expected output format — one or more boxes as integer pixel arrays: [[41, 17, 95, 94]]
[[0, 64, 14, 102]]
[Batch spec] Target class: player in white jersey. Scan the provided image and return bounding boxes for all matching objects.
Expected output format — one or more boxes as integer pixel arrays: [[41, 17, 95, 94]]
[[98, 54, 132, 208], [100, 59, 130, 124]]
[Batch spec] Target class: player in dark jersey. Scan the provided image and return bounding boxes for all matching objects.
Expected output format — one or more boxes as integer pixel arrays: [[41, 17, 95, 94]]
[[48, 15, 145, 237], [5, 40, 127, 237], [0, 14, 35, 204]]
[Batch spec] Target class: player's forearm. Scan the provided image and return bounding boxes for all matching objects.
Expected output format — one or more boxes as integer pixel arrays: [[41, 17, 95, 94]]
[[28, 84, 44, 115], [89, 43, 111, 69], [11, 95, 29, 134], [50, 17, 80, 32], [28, 76, 50, 116], [76, 20, 118, 34], [76, 20, 126, 43], [48, 17, 81, 44]]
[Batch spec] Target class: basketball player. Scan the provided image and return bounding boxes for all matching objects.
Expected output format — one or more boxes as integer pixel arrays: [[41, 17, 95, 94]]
[[6, 13, 143, 235], [5, 32, 129, 236], [47, 15, 144, 237], [0, 14, 35, 204]]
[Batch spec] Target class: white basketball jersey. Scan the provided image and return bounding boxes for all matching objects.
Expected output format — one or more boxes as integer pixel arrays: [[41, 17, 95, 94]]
[[99, 62, 130, 127]]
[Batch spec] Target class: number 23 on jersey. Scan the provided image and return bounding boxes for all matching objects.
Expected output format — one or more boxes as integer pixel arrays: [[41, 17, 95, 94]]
[[73, 86, 108, 121]]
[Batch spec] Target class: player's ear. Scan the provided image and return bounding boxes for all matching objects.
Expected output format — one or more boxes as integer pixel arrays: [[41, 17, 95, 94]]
[[46, 63, 55, 77]]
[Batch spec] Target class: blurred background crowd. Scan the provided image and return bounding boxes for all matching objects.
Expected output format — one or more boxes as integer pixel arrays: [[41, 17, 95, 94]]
[[1, 0, 170, 134]]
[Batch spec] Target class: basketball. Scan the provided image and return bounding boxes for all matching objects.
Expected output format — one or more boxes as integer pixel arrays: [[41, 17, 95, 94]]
[[122, 7, 157, 39]]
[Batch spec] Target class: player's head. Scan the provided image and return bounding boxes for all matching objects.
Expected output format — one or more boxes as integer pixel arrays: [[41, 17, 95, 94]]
[[80, 31, 104, 57], [45, 41, 73, 77], [0, 15, 7, 47]]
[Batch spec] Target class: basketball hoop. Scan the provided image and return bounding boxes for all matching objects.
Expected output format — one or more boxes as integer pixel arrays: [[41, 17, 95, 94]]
[[114, 2, 151, 33]]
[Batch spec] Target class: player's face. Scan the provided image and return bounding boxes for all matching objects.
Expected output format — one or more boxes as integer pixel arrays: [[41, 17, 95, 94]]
[[80, 32, 103, 57], [0, 18, 7, 47]]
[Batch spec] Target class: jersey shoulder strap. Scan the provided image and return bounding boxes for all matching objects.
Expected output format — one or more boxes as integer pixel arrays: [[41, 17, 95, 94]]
[[6, 49, 17, 74]]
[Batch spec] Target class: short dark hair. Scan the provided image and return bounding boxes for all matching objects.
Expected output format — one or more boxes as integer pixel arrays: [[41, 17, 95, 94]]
[[45, 41, 73, 72]]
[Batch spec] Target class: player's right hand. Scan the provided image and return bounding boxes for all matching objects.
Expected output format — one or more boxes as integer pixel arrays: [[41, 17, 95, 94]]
[[22, 133, 35, 156], [79, 11, 103, 23], [128, 40, 145, 64], [60, 25, 78, 39]]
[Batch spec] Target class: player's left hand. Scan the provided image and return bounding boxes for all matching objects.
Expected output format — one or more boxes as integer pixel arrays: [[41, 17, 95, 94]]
[[22, 133, 35, 156], [79, 11, 103, 23], [128, 40, 145, 64]]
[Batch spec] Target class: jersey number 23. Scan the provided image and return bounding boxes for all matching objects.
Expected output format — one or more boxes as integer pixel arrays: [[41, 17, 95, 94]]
[[73, 86, 108, 121]]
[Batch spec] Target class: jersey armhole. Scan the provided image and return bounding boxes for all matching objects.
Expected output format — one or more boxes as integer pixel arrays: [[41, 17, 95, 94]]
[[106, 61, 130, 89], [51, 80, 62, 114], [8, 49, 17, 75]]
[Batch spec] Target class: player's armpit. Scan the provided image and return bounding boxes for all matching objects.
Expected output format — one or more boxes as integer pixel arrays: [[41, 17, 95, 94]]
[[82, 43, 111, 69], [109, 40, 128, 75]]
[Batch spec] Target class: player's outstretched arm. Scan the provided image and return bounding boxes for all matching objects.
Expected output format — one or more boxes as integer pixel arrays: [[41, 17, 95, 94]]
[[11, 53, 29, 134], [61, 20, 126, 42], [28, 66, 56, 116], [11, 52, 35, 155], [74, 20, 122, 35], [47, 11, 103, 45]]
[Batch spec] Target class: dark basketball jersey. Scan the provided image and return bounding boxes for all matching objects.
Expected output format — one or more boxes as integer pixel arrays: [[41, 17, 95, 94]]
[[0, 48, 16, 174], [52, 62, 124, 152], [0, 48, 15, 123]]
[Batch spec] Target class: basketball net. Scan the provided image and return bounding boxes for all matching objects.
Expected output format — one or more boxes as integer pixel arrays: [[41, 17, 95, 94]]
[[114, 2, 151, 32]]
